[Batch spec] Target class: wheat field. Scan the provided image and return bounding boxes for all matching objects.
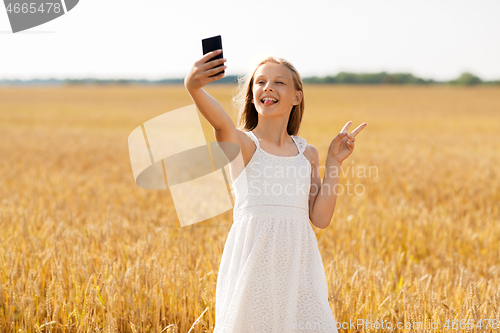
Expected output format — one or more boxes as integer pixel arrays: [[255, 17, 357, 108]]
[[0, 84, 499, 332]]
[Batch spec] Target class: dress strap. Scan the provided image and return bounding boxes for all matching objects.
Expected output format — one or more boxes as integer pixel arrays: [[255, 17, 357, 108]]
[[246, 131, 307, 154], [245, 131, 260, 148], [292, 135, 307, 154]]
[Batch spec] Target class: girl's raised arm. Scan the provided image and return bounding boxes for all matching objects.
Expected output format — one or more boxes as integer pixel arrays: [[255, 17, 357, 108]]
[[184, 50, 248, 149]]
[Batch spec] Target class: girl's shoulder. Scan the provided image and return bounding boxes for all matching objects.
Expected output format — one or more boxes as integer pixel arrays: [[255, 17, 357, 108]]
[[293, 136, 318, 168]]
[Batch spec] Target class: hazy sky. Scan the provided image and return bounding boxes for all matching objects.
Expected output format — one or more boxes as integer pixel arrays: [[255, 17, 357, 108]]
[[1, 0, 499, 81]]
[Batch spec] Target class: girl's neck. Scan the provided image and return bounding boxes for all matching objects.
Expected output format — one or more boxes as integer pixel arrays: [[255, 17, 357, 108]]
[[252, 124, 292, 148]]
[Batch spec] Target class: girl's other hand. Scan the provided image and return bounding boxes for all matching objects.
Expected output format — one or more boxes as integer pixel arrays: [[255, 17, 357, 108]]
[[184, 50, 227, 92], [328, 121, 367, 164]]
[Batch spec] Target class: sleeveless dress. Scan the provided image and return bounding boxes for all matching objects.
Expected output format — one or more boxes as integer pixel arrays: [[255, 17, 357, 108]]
[[213, 130, 339, 333]]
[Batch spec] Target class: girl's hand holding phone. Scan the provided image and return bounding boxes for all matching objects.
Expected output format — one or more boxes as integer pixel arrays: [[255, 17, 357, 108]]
[[184, 50, 227, 92]]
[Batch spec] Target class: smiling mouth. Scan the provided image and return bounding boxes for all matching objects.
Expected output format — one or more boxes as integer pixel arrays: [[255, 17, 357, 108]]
[[261, 97, 278, 106]]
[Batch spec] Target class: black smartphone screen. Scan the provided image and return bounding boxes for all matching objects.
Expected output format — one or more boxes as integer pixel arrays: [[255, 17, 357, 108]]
[[202, 35, 225, 77]]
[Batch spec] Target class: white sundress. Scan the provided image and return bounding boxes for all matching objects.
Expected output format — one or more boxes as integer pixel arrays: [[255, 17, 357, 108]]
[[213, 130, 339, 333]]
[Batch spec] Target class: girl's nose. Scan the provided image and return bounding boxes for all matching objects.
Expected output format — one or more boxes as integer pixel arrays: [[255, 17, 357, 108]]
[[264, 83, 273, 91]]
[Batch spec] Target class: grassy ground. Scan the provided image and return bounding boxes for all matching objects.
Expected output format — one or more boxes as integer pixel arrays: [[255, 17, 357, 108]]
[[0, 84, 499, 332]]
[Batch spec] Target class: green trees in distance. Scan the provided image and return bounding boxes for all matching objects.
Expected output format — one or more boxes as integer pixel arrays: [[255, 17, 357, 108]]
[[1, 72, 499, 86], [303, 71, 435, 84], [60, 72, 499, 85], [448, 72, 483, 85], [302, 71, 498, 85]]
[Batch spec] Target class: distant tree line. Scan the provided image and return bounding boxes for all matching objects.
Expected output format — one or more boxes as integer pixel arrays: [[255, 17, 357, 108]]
[[303, 71, 499, 85], [0, 72, 498, 86], [62, 75, 239, 85]]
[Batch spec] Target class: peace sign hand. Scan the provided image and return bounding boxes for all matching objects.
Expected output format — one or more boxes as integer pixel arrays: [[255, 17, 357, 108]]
[[328, 121, 367, 164]]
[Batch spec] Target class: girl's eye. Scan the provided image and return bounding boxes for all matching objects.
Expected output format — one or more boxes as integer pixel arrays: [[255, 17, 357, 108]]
[[277, 82, 284, 84]]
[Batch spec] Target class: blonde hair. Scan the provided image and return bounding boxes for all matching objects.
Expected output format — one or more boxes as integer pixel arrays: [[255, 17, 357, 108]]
[[232, 57, 305, 136]]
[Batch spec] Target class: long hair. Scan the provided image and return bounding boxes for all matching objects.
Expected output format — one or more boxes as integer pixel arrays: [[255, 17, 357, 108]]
[[232, 57, 305, 136]]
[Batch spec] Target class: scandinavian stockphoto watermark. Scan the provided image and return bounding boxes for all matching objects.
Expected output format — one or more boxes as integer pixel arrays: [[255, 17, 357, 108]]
[[128, 104, 377, 227], [4, 0, 79, 33]]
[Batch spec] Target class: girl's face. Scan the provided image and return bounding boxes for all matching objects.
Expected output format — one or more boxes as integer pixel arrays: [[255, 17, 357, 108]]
[[251, 63, 302, 118]]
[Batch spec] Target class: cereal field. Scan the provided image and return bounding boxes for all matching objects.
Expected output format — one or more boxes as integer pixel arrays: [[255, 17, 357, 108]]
[[0, 84, 499, 332]]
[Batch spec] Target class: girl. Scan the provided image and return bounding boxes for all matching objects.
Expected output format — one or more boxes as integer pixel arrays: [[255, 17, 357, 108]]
[[185, 49, 367, 332]]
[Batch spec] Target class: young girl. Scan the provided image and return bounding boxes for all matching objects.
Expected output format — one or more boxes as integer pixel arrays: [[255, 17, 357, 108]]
[[185, 50, 367, 332]]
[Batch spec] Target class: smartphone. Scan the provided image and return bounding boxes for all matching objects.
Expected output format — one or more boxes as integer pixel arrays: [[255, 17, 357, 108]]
[[202, 35, 225, 77]]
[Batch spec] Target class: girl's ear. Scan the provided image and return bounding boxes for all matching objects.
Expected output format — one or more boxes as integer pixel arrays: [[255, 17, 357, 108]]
[[293, 91, 303, 105]]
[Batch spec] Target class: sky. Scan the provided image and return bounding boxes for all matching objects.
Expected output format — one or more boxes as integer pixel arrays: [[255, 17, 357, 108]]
[[1, 0, 499, 81]]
